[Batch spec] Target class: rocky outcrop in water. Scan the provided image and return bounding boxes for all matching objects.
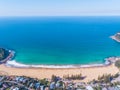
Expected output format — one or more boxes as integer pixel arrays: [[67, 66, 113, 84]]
[[111, 32, 120, 42]]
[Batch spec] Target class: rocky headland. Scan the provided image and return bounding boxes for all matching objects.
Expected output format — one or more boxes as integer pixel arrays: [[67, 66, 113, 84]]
[[111, 32, 120, 42]]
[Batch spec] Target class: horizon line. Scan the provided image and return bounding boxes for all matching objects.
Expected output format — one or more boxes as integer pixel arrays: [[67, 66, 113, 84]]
[[1, 15, 120, 17]]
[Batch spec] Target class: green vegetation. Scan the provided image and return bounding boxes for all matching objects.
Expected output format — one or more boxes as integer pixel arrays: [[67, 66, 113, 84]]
[[112, 81, 120, 86], [90, 73, 119, 84], [98, 74, 112, 83], [115, 60, 120, 69], [51, 75, 58, 82], [0, 48, 4, 59], [77, 85, 86, 89], [93, 86, 102, 90], [0, 48, 9, 61], [39, 78, 49, 86], [63, 73, 84, 80]]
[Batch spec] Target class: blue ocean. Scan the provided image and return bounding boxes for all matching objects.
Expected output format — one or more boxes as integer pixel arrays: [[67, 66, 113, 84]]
[[0, 16, 120, 66]]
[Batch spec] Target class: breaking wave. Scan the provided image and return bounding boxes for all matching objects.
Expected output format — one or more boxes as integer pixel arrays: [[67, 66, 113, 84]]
[[5, 60, 110, 68]]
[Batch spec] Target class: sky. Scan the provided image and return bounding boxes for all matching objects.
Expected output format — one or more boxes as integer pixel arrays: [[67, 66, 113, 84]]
[[0, 0, 120, 16]]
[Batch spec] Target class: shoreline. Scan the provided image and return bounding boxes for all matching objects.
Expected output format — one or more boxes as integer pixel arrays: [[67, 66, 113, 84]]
[[0, 48, 119, 69], [4, 51, 113, 69], [0, 34, 119, 69], [0, 48, 119, 82], [0, 48, 116, 69], [0, 63, 119, 82], [5, 60, 111, 69]]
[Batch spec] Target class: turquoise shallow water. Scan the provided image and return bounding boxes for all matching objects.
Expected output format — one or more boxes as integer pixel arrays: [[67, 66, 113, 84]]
[[0, 16, 120, 65]]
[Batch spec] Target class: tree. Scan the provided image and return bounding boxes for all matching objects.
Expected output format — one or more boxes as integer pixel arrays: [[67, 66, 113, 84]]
[[115, 60, 120, 70]]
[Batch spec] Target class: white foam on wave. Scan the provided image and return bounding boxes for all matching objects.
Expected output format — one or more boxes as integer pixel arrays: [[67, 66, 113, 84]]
[[5, 60, 76, 68], [5, 60, 109, 68]]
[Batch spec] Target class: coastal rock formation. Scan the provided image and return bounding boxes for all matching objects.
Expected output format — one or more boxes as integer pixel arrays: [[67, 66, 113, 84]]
[[0, 48, 9, 61], [111, 32, 120, 42]]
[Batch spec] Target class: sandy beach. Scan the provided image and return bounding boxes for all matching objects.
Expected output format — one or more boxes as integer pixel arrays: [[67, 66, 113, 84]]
[[0, 64, 119, 82]]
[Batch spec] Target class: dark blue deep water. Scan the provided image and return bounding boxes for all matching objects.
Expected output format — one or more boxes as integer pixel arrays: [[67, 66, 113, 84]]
[[0, 16, 120, 65]]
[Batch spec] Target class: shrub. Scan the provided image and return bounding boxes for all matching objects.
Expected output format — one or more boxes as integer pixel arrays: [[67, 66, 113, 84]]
[[63, 73, 85, 80], [115, 60, 120, 69], [51, 75, 60, 82], [113, 73, 119, 78], [40, 78, 49, 86]]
